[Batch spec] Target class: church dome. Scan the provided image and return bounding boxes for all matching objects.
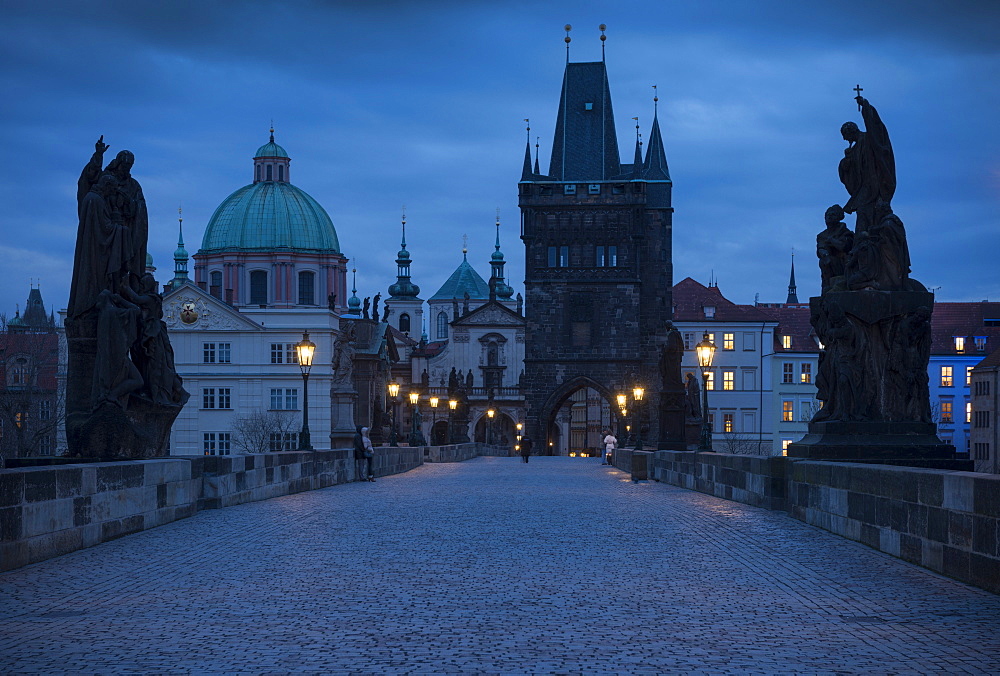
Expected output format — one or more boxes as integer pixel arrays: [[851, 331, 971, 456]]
[[199, 134, 340, 254], [430, 255, 490, 301]]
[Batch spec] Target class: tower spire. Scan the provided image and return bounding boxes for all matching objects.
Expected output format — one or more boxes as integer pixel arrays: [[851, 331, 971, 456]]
[[786, 251, 799, 304], [347, 263, 361, 316], [600, 24, 606, 62], [534, 136, 540, 175], [521, 119, 533, 180], [389, 209, 420, 300], [564, 24, 572, 63], [642, 86, 670, 181], [490, 209, 514, 300], [171, 205, 189, 289]]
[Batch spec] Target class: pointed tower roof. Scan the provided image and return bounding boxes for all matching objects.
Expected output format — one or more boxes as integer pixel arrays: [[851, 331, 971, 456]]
[[642, 111, 671, 181], [548, 61, 621, 181], [389, 214, 421, 299], [521, 137, 534, 181], [22, 288, 53, 330], [347, 266, 361, 316], [172, 207, 190, 289], [786, 253, 799, 304], [430, 252, 490, 301]]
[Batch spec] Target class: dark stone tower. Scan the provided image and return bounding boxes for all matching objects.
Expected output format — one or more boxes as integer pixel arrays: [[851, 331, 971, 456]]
[[518, 57, 673, 449]]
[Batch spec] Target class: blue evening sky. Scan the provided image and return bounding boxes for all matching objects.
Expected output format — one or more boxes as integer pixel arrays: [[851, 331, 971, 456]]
[[1, 0, 997, 319]]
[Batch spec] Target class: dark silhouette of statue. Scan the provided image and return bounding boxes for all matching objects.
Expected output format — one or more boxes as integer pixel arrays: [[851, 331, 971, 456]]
[[839, 96, 895, 236], [327, 293, 336, 311], [120, 274, 188, 408], [817, 205, 854, 294], [372, 292, 381, 322], [659, 321, 684, 391], [684, 373, 701, 420], [362, 297, 370, 320], [332, 323, 356, 388], [420, 369, 430, 388], [466, 369, 474, 388]]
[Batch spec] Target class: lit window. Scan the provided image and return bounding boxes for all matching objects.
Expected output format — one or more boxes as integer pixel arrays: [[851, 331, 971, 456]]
[[781, 335, 792, 349], [723, 413, 734, 433], [940, 401, 953, 423], [800, 363, 812, 384], [954, 336, 965, 353], [941, 366, 953, 387], [783, 363, 794, 384], [966, 366, 973, 387], [705, 371, 715, 391], [723, 333, 734, 350], [782, 401, 794, 422], [723, 371, 735, 391], [966, 401, 972, 424], [782, 439, 792, 456]]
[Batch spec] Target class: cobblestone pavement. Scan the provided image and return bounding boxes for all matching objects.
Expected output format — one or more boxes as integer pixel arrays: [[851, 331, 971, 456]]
[[2, 457, 999, 674]]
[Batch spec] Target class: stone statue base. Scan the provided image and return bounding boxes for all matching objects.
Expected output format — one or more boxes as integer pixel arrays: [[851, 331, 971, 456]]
[[66, 397, 182, 459], [329, 388, 357, 450], [656, 390, 688, 451], [684, 420, 701, 450], [786, 420, 969, 469]]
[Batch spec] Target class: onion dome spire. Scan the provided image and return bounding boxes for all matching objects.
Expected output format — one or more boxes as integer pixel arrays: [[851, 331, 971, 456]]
[[172, 206, 190, 287], [388, 208, 421, 299], [347, 265, 361, 316], [490, 210, 515, 300]]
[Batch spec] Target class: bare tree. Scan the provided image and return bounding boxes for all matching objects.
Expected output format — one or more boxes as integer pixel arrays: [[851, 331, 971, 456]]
[[231, 409, 298, 454], [722, 431, 769, 456], [0, 314, 63, 463]]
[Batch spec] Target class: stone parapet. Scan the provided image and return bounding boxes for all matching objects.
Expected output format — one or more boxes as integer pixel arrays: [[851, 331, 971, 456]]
[[652, 451, 787, 511]]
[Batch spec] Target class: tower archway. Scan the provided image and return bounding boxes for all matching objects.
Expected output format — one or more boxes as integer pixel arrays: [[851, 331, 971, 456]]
[[538, 376, 617, 456]]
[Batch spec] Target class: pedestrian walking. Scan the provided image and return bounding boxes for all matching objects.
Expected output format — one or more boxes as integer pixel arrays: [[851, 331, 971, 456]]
[[353, 426, 375, 482], [602, 429, 617, 465], [520, 435, 533, 463]]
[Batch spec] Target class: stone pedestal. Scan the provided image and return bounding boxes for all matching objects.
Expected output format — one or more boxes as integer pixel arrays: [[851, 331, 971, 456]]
[[329, 388, 357, 450], [786, 421, 970, 469], [656, 389, 688, 451]]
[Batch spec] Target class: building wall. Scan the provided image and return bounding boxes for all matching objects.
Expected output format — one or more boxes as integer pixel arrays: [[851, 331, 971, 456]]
[[970, 360, 999, 473]]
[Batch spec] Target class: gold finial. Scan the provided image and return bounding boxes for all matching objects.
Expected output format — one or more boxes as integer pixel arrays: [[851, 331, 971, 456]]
[[269, 120, 275, 142], [401, 204, 406, 224], [496, 207, 501, 224]]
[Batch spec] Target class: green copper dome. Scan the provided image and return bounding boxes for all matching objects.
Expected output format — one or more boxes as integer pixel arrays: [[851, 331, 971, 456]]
[[429, 255, 490, 301], [200, 181, 340, 253], [255, 140, 288, 158]]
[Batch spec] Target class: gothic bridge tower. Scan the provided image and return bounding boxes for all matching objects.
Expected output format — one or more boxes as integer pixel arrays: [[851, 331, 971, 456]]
[[518, 44, 673, 449]]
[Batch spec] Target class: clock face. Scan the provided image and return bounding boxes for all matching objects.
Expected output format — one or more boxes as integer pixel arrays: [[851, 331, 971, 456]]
[[180, 301, 199, 324]]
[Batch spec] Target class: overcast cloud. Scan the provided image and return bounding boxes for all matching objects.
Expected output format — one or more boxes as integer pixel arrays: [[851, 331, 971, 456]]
[[1, 0, 997, 319]]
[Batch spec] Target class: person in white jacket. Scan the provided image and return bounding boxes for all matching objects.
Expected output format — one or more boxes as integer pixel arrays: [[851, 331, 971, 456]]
[[602, 430, 617, 465]]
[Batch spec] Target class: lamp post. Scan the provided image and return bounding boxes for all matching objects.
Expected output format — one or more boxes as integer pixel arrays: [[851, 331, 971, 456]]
[[486, 406, 496, 445], [408, 390, 426, 447], [632, 385, 645, 451], [515, 421, 522, 456], [295, 331, 316, 451], [696, 332, 717, 452], [387, 379, 400, 447], [448, 398, 458, 444], [616, 392, 628, 444], [429, 396, 439, 444]]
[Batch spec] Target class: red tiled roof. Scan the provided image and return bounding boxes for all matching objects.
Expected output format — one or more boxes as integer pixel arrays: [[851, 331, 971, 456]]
[[672, 278, 774, 322], [410, 340, 447, 358], [929, 301, 1000, 356], [973, 346, 1000, 371], [757, 305, 816, 353]]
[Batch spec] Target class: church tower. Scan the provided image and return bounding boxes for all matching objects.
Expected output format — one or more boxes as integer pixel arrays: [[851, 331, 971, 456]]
[[518, 30, 674, 446], [383, 211, 423, 337]]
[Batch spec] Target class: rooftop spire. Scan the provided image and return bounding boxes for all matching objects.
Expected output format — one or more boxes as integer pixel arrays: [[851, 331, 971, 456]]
[[462, 233, 468, 260], [521, 119, 533, 180], [631, 116, 642, 178], [642, 88, 670, 181], [564, 24, 572, 63], [347, 263, 361, 315], [389, 209, 420, 299], [490, 210, 514, 300], [172, 205, 189, 289], [534, 136, 540, 174], [269, 121, 274, 143], [600, 23, 607, 62], [786, 251, 799, 304]]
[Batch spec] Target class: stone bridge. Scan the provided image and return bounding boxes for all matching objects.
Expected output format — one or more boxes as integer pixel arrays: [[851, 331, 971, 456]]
[[1, 452, 999, 673]]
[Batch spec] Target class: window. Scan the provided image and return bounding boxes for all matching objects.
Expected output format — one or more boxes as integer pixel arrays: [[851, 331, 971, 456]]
[[203, 388, 232, 409], [298, 271, 315, 305], [708, 413, 714, 431], [559, 246, 569, 267], [286, 343, 298, 364], [975, 381, 991, 396], [940, 366, 953, 387], [218, 343, 231, 363], [743, 332, 755, 351], [800, 363, 812, 384], [742, 370, 756, 391], [202, 388, 216, 409], [783, 363, 794, 384], [782, 439, 793, 456], [203, 343, 216, 363], [781, 335, 792, 349], [588, 184, 601, 195], [210, 271, 222, 298], [966, 401, 972, 424], [278, 165, 284, 182], [705, 371, 715, 391], [9, 357, 29, 386], [703, 306, 715, 319], [974, 411, 991, 428], [683, 333, 694, 350], [954, 336, 965, 353], [266, 164, 272, 181], [436, 312, 448, 339], [966, 366, 973, 387], [783, 401, 794, 422], [270, 343, 284, 364], [723, 371, 735, 391], [250, 270, 268, 305], [269, 432, 298, 451], [39, 400, 51, 420], [940, 401, 953, 423], [975, 336, 987, 351], [723, 333, 734, 350], [270, 388, 298, 410], [563, 184, 576, 195], [15, 410, 26, 429], [723, 413, 734, 433], [204, 432, 232, 456], [597, 246, 606, 267], [38, 435, 53, 456], [974, 442, 990, 460], [256, 165, 261, 182], [203, 433, 217, 455], [399, 313, 411, 333], [548, 246, 557, 267], [612, 184, 625, 194], [608, 246, 617, 266]]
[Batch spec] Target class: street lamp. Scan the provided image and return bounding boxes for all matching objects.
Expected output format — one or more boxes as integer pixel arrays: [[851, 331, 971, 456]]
[[387, 379, 400, 447], [429, 396, 439, 444], [486, 406, 496, 445], [295, 331, 316, 451], [696, 332, 717, 452], [408, 390, 425, 447], [632, 385, 645, 451], [448, 398, 458, 444]]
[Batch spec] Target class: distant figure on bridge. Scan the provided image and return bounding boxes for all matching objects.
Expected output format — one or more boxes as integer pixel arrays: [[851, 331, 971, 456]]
[[354, 426, 375, 482], [602, 430, 617, 465], [520, 435, 533, 463]]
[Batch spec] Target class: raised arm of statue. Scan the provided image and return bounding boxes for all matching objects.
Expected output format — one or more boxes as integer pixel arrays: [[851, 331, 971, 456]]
[[858, 97, 896, 205], [78, 136, 110, 214]]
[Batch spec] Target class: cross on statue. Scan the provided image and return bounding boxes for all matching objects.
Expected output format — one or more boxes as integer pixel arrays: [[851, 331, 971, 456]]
[[854, 84, 863, 110]]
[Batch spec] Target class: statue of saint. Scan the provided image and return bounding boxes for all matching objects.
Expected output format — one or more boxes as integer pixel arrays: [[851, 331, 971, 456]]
[[658, 321, 684, 390], [332, 324, 356, 387], [372, 292, 381, 322], [362, 297, 370, 320], [120, 274, 189, 407], [839, 96, 895, 235], [684, 372, 701, 420], [817, 205, 854, 294]]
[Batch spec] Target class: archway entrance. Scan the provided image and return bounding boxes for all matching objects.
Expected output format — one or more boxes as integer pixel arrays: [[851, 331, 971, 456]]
[[540, 378, 617, 456]]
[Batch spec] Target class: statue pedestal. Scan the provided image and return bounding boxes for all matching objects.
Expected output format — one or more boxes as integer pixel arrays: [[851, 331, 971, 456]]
[[329, 388, 357, 450], [786, 420, 970, 469], [656, 389, 688, 451]]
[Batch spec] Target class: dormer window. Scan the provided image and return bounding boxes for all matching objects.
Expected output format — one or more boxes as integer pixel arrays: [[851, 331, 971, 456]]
[[703, 305, 715, 319], [564, 184, 577, 195], [975, 336, 987, 351], [781, 335, 792, 349], [584, 102, 594, 111], [954, 336, 965, 353], [588, 184, 601, 195]]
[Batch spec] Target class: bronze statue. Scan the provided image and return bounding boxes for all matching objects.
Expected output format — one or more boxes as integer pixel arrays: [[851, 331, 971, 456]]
[[839, 96, 895, 235], [817, 205, 854, 294], [659, 321, 684, 390]]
